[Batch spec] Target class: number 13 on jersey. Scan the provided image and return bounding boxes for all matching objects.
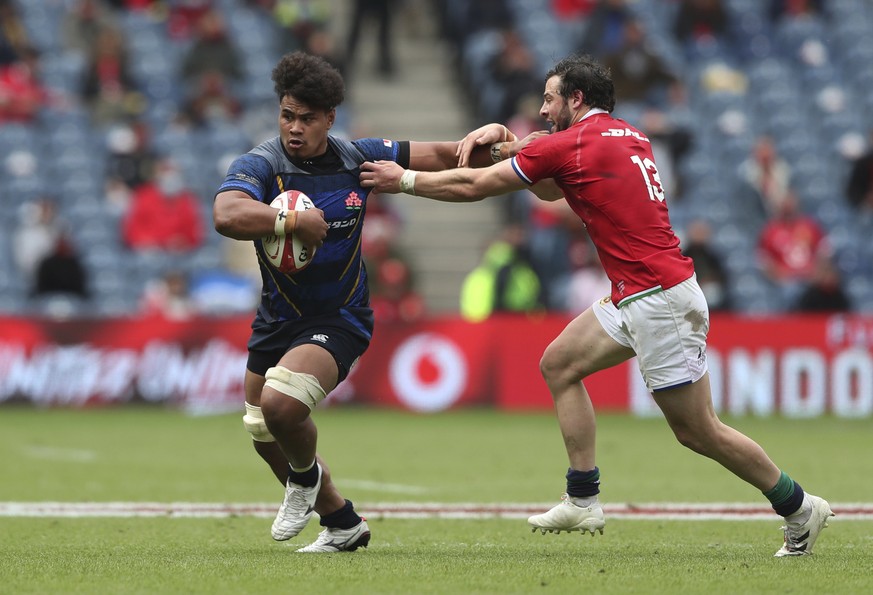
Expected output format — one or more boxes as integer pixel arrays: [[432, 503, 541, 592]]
[[630, 155, 665, 202]]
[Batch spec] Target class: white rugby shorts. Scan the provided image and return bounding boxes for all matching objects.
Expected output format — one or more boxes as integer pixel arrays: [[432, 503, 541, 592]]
[[593, 275, 709, 392]]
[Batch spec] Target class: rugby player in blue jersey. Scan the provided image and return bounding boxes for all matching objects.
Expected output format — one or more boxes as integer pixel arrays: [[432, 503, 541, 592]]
[[213, 51, 503, 553]]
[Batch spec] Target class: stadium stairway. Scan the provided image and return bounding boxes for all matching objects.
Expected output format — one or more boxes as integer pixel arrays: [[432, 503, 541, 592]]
[[331, 0, 503, 314]]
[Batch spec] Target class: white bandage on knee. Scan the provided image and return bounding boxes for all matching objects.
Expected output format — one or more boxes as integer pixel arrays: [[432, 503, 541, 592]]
[[242, 402, 275, 442], [264, 366, 327, 411]]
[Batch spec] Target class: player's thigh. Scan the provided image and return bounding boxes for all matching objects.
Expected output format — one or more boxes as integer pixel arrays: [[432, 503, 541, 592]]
[[542, 304, 635, 382], [276, 343, 340, 394]]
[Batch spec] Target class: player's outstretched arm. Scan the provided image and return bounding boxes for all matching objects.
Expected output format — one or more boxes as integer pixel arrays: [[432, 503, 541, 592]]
[[361, 159, 526, 202]]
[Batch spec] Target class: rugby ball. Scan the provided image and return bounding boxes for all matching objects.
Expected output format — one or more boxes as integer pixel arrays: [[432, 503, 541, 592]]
[[262, 190, 317, 274]]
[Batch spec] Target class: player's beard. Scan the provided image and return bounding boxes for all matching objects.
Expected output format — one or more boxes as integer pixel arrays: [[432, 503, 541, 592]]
[[551, 104, 574, 132]]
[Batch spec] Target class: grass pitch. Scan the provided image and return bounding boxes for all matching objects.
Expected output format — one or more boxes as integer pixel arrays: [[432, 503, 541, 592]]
[[1, 407, 871, 594]]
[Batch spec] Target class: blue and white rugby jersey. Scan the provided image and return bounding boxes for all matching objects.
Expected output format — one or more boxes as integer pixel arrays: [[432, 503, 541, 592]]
[[216, 135, 407, 322]]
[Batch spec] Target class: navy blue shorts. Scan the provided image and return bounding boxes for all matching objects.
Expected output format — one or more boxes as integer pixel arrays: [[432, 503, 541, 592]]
[[246, 306, 374, 382]]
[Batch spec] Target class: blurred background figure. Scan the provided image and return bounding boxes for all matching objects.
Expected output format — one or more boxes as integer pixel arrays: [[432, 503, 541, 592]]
[[104, 119, 157, 212], [369, 256, 426, 323], [0, 45, 48, 123], [81, 25, 144, 126], [460, 224, 543, 322], [345, 0, 396, 78], [121, 156, 205, 252], [13, 197, 62, 287], [794, 256, 852, 313], [180, 8, 243, 91], [682, 219, 732, 312], [739, 134, 792, 216], [32, 233, 90, 302], [845, 129, 873, 217], [140, 269, 196, 319], [564, 235, 611, 316], [757, 191, 830, 309], [272, 0, 332, 56], [603, 18, 679, 109]]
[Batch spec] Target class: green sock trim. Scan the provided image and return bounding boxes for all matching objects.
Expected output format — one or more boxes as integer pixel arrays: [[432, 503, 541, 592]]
[[763, 471, 794, 506]]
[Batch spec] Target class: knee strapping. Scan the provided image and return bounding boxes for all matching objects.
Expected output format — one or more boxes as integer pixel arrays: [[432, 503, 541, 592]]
[[264, 366, 327, 411], [242, 402, 275, 442]]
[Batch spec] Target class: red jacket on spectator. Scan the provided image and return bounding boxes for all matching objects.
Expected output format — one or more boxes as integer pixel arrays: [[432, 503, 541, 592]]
[[122, 181, 204, 251]]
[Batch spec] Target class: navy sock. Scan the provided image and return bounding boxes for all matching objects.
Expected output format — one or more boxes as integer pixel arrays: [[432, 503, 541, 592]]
[[566, 467, 600, 498], [319, 499, 362, 529], [287, 463, 319, 488], [764, 471, 805, 517]]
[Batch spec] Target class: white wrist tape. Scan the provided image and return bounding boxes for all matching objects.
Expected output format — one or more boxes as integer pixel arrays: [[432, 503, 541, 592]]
[[274, 209, 288, 237], [399, 169, 417, 195]]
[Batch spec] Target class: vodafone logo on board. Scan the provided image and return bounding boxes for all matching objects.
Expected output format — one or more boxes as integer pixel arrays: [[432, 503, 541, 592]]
[[388, 333, 467, 412]]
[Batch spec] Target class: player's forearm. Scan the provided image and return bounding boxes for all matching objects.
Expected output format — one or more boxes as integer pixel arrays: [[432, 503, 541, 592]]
[[402, 169, 488, 202], [214, 192, 290, 240]]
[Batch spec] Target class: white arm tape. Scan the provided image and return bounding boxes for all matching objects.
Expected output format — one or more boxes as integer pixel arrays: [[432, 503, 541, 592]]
[[274, 209, 287, 237], [399, 169, 417, 195]]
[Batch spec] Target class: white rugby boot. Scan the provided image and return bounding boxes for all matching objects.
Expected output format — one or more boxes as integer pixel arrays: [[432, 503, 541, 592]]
[[774, 494, 834, 557], [528, 494, 605, 536], [271, 464, 322, 541], [297, 519, 371, 553]]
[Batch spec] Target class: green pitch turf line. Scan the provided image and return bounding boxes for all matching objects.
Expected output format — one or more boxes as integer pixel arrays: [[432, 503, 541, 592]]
[[3, 502, 873, 520]]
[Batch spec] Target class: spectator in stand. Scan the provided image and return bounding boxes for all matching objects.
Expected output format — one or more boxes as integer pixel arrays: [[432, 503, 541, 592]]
[[564, 234, 611, 316], [794, 256, 852, 313], [638, 87, 694, 201], [13, 197, 63, 287], [62, 0, 117, 56], [845, 129, 873, 216], [739, 134, 792, 216], [0, 0, 29, 66], [769, 0, 823, 22], [577, 0, 632, 57], [460, 224, 543, 322], [345, 0, 397, 78], [140, 269, 196, 319], [81, 25, 145, 126], [121, 156, 205, 252], [302, 27, 347, 77], [272, 0, 332, 56], [757, 190, 830, 308], [525, 193, 582, 310], [673, 0, 729, 56], [488, 27, 541, 125], [33, 233, 90, 301], [0, 45, 49, 123], [551, 0, 596, 20], [369, 257, 426, 323], [178, 70, 243, 129], [104, 119, 157, 212], [180, 8, 244, 90], [166, 0, 213, 41], [682, 219, 731, 312], [603, 19, 679, 108]]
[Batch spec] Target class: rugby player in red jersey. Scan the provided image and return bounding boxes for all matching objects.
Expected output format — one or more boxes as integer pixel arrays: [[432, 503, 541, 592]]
[[361, 54, 833, 557]]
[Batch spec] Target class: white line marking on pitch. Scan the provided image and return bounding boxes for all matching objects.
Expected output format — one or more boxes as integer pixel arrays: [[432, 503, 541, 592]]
[[1, 502, 872, 520]]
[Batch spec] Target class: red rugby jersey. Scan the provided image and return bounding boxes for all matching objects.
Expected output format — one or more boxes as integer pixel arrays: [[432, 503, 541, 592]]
[[511, 110, 694, 306]]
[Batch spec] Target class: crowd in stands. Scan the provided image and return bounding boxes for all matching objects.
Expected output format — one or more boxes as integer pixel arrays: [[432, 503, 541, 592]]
[[440, 0, 873, 315], [1, 0, 871, 320]]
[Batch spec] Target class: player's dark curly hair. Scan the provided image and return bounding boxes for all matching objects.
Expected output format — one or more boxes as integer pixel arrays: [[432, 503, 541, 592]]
[[546, 54, 615, 113], [272, 51, 345, 111]]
